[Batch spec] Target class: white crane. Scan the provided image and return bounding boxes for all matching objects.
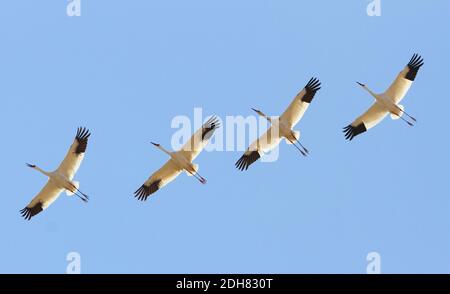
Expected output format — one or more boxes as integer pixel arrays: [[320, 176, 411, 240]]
[[235, 77, 321, 171], [134, 116, 220, 200], [343, 54, 424, 140], [20, 127, 91, 220]]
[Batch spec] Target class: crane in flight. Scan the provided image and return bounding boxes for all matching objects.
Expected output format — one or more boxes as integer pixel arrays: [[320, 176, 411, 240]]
[[343, 54, 424, 141], [235, 77, 321, 171], [134, 116, 220, 201], [20, 127, 91, 220]]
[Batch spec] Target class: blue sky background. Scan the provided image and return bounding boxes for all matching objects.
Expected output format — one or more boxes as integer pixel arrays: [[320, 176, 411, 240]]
[[1, 0, 449, 273]]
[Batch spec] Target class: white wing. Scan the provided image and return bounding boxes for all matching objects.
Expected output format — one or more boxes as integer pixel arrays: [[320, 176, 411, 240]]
[[383, 54, 424, 104], [20, 181, 64, 220], [280, 78, 321, 127], [235, 126, 282, 171], [343, 102, 389, 141], [134, 159, 183, 201], [178, 116, 220, 162], [57, 127, 91, 180]]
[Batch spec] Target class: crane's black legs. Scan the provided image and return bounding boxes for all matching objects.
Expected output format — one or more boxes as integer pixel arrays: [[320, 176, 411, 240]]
[[287, 138, 307, 156], [395, 113, 414, 127], [395, 105, 417, 123], [289, 131, 309, 155], [195, 171, 207, 184], [186, 169, 207, 184], [400, 115, 414, 127], [295, 138, 309, 155], [74, 193, 88, 203], [68, 182, 89, 202]]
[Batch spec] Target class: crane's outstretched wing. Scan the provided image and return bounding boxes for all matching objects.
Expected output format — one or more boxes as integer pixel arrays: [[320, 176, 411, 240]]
[[235, 126, 282, 171], [20, 181, 64, 220], [383, 54, 424, 104], [343, 102, 389, 141], [57, 127, 91, 180], [134, 160, 183, 201], [280, 78, 321, 128], [178, 116, 220, 162]]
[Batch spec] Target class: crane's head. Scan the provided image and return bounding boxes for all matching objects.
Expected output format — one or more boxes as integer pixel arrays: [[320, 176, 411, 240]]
[[357, 82, 367, 88], [150, 142, 173, 156], [252, 108, 272, 124], [26, 163, 36, 168], [251, 108, 267, 117]]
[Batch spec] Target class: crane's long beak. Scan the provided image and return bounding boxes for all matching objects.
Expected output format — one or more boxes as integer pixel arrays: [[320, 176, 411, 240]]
[[26, 163, 36, 168], [356, 82, 365, 87], [251, 108, 264, 117], [150, 142, 160, 147]]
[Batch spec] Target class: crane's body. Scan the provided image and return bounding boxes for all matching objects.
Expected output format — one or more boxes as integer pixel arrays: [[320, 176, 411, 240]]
[[134, 116, 220, 201], [152, 143, 200, 178], [344, 54, 423, 140], [276, 117, 300, 144], [20, 127, 91, 220], [31, 167, 78, 194], [236, 78, 321, 171], [255, 113, 302, 148], [358, 84, 405, 119]]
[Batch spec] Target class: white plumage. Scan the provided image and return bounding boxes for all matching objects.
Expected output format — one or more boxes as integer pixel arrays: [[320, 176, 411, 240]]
[[235, 78, 321, 171], [20, 127, 91, 220], [343, 54, 424, 140], [134, 117, 220, 201]]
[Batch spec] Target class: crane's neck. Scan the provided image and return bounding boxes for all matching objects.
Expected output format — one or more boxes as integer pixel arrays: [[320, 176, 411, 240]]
[[259, 114, 272, 124], [364, 86, 379, 100], [34, 166, 51, 177], [158, 145, 172, 157], [268, 116, 285, 130]]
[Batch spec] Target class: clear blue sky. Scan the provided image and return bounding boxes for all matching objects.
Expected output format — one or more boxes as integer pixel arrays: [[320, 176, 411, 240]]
[[1, 0, 449, 273]]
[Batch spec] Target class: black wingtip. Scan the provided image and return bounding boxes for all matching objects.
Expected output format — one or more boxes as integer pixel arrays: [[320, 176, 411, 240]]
[[20, 203, 43, 220], [205, 116, 221, 129], [76, 127, 91, 140], [408, 53, 424, 69], [202, 116, 220, 140], [75, 127, 91, 154], [405, 54, 424, 81], [19, 207, 32, 221], [306, 77, 321, 91], [134, 180, 161, 201], [343, 123, 367, 141], [235, 150, 261, 171], [302, 77, 321, 103]]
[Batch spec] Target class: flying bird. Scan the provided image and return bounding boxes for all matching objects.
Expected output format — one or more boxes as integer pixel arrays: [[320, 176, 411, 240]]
[[235, 77, 321, 171], [20, 127, 91, 220], [343, 54, 424, 141], [134, 116, 220, 201]]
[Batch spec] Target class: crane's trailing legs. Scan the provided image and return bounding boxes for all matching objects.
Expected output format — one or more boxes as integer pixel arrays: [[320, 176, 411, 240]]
[[189, 169, 207, 184], [397, 115, 414, 127], [286, 138, 307, 156], [291, 131, 309, 155], [68, 182, 89, 202], [395, 105, 417, 123], [392, 109, 415, 126], [73, 192, 89, 203]]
